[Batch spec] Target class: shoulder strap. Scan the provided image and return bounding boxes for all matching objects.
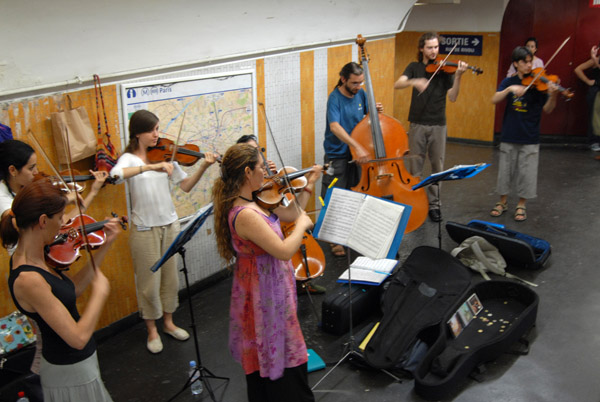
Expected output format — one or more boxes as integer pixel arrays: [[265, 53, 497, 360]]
[[93, 74, 116, 155]]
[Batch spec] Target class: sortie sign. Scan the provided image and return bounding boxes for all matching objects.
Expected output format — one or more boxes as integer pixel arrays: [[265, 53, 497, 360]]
[[440, 35, 483, 56]]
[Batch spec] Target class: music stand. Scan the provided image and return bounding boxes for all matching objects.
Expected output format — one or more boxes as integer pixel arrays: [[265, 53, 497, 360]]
[[311, 188, 410, 391], [412, 163, 490, 249], [311, 245, 402, 392], [150, 204, 229, 402]]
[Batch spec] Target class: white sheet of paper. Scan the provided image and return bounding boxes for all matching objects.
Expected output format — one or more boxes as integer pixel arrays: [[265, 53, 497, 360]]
[[346, 196, 405, 259], [338, 268, 389, 285], [351, 256, 397, 273], [316, 188, 364, 245]]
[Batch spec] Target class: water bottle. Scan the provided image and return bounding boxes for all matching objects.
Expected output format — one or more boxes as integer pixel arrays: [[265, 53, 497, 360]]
[[189, 360, 203, 395], [16, 391, 30, 402]]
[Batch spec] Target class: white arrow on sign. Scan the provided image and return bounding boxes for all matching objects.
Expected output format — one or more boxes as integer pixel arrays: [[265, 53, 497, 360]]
[[471, 38, 480, 46]]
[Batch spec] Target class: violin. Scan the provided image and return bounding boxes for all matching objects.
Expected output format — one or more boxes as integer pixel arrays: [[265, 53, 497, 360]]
[[253, 165, 326, 210], [521, 67, 574, 99], [34, 169, 117, 193], [425, 57, 483, 75], [44, 212, 127, 270], [147, 137, 221, 166], [251, 128, 327, 283]]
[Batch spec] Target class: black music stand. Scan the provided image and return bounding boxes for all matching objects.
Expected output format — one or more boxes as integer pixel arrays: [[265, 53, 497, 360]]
[[150, 204, 229, 402], [311, 245, 402, 392], [412, 163, 490, 249], [311, 188, 410, 391]]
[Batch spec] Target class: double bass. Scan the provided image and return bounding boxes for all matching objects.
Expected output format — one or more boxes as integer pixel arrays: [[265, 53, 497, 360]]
[[350, 35, 428, 233]]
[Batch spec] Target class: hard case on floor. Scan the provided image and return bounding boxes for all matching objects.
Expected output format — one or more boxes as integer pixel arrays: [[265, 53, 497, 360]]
[[446, 220, 551, 270], [360, 246, 538, 400], [321, 284, 380, 335], [363, 246, 472, 370], [413, 280, 538, 400]]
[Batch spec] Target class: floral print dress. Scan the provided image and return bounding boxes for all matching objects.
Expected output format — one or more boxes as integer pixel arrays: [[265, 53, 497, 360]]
[[228, 205, 308, 380]]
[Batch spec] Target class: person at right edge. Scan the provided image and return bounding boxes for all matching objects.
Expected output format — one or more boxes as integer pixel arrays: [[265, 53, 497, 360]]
[[489, 46, 558, 222], [574, 43, 600, 153], [394, 32, 468, 222]]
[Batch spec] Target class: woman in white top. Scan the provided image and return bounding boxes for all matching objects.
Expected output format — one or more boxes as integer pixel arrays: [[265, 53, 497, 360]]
[[507, 37, 544, 77], [110, 109, 217, 353]]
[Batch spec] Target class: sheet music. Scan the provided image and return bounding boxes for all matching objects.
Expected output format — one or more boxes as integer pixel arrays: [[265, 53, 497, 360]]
[[316, 189, 364, 244], [338, 268, 389, 285], [351, 256, 397, 273], [346, 196, 405, 259]]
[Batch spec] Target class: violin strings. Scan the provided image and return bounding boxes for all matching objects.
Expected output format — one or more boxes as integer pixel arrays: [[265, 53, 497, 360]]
[[419, 42, 458, 96], [63, 126, 99, 272], [258, 103, 307, 219]]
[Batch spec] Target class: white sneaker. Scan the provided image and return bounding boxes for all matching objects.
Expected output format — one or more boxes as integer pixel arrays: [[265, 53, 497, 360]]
[[591, 143, 600, 152]]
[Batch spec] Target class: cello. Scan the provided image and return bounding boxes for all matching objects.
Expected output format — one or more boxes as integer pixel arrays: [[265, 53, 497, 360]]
[[350, 35, 428, 233]]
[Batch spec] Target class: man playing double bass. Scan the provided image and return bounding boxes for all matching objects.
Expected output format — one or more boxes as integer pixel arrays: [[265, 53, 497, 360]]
[[395, 32, 468, 222], [321, 62, 383, 256]]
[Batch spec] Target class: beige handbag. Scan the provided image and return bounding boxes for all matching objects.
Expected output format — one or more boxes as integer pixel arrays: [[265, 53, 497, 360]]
[[51, 95, 96, 164]]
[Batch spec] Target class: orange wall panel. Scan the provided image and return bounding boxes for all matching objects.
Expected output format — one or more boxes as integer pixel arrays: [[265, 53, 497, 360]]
[[0, 86, 138, 330], [394, 31, 500, 143]]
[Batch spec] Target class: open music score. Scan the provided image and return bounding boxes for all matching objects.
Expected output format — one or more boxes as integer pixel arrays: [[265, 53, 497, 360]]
[[313, 187, 411, 259]]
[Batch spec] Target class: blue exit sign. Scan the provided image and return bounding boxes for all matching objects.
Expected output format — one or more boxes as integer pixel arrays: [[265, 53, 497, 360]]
[[440, 35, 483, 56]]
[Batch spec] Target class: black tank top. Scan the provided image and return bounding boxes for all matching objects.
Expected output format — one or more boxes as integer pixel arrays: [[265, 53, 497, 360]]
[[8, 264, 96, 365]]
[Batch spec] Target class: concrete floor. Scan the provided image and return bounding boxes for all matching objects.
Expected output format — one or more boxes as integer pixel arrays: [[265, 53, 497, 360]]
[[85, 143, 600, 401]]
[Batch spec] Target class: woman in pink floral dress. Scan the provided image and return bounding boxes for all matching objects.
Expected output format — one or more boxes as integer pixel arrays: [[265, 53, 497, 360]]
[[213, 143, 320, 402]]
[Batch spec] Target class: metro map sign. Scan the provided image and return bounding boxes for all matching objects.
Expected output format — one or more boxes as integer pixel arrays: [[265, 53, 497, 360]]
[[440, 35, 483, 56]]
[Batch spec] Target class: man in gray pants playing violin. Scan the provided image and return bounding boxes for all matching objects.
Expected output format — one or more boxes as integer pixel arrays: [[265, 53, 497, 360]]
[[395, 32, 467, 223]]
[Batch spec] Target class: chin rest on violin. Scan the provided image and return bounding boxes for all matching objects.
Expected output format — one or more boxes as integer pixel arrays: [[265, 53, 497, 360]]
[[522, 67, 574, 99], [147, 137, 221, 166], [45, 213, 127, 269], [253, 165, 326, 210], [426, 58, 483, 75], [34, 169, 117, 193]]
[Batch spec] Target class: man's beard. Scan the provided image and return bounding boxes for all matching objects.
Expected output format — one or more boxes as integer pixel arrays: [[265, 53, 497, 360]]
[[344, 83, 358, 95]]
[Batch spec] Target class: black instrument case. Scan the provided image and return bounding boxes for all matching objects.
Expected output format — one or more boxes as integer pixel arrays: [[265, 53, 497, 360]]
[[361, 246, 539, 399], [446, 220, 551, 270]]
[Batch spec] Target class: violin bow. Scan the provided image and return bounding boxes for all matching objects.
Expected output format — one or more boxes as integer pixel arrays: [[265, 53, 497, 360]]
[[169, 111, 187, 164], [258, 102, 309, 220], [62, 126, 99, 272], [27, 130, 72, 193], [419, 42, 458, 96], [523, 36, 570, 94]]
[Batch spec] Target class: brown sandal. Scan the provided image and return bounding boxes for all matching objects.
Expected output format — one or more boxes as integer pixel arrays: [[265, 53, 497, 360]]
[[490, 202, 508, 217], [514, 206, 527, 222]]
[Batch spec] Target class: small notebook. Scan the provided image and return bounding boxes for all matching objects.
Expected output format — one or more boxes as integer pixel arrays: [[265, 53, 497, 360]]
[[338, 256, 398, 286]]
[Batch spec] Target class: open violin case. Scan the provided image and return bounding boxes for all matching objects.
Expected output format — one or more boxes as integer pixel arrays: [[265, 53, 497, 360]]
[[446, 220, 551, 270], [360, 246, 539, 400]]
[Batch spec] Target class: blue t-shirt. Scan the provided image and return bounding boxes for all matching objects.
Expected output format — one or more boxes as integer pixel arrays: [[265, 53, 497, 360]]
[[323, 88, 368, 158], [498, 75, 548, 144]]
